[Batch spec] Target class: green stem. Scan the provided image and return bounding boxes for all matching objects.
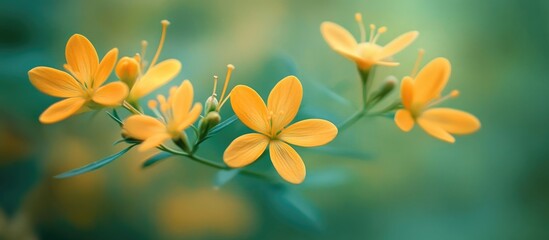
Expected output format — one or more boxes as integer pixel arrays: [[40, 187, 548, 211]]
[[158, 145, 273, 181], [338, 109, 365, 131]]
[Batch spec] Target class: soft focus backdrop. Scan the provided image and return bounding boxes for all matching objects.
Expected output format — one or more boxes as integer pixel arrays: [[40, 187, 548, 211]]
[[1, 0, 549, 239]]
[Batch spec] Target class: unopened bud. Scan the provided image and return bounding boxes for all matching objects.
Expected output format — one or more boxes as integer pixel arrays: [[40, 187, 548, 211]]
[[116, 57, 140, 88], [198, 111, 221, 139], [204, 95, 219, 114]]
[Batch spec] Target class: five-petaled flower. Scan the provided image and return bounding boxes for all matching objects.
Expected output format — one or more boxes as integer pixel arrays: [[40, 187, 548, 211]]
[[122, 80, 202, 151], [394, 57, 481, 143], [223, 76, 338, 184], [116, 20, 182, 104], [321, 13, 418, 70], [28, 34, 128, 124]]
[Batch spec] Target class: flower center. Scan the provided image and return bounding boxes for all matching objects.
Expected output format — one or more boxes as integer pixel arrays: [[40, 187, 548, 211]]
[[414, 90, 460, 117], [357, 42, 383, 60]]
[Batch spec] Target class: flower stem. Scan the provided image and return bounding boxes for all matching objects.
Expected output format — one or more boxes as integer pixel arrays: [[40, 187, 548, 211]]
[[158, 145, 273, 181], [338, 109, 365, 131]]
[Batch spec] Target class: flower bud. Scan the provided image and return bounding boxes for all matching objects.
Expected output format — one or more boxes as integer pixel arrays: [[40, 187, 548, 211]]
[[204, 95, 219, 114], [198, 111, 221, 139], [116, 57, 140, 88]]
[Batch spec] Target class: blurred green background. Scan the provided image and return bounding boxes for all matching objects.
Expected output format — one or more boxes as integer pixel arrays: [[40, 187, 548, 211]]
[[1, 0, 549, 239]]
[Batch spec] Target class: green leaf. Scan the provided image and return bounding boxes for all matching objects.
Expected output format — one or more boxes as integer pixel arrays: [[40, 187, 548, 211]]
[[142, 152, 173, 168], [269, 186, 322, 231], [106, 109, 123, 126], [206, 115, 238, 137], [213, 169, 240, 188], [54, 144, 136, 179]]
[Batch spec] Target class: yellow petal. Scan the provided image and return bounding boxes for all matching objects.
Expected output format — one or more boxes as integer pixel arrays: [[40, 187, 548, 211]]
[[223, 133, 269, 168], [420, 108, 481, 134], [278, 119, 337, 147], [230, 85, 270, 134], [413, 58, 451, 107], [176, 103, 202, 132], [92, 82, 129, 107], [138, 133, 171, 152], [93, 48, 118, 88], [28, 67, 82, 98], [320, 22, 358, 58], [417, 117, 455, 143], [378, 31, 419, 59], [394, 109, 415, 132], [123, 115, 166, 140], [400, 76, 414, 109], [129, 59, 181, 100], [39, 97, 86, 124], [269, 140, 305, 184], [172, 80, 193, 124], [267, 76, 303, 133], [375, 61, 400, 67], [65, 34, 99, 85]]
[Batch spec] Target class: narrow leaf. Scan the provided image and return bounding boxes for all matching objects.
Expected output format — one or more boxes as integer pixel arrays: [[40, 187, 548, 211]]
[[106, 110, 123, 126], [54, 144, 136, 179], [142, 152, 173, 168], [269, 187, 322, 231], [213, 169, 240, 188], [207, 115, 238, 137]]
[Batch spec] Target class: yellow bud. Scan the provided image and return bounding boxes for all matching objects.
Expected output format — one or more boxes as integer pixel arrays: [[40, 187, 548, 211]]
[[116, 57, 140, 88]]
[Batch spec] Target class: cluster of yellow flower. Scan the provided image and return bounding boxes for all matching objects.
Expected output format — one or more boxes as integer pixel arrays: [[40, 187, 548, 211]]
[[28, 14, 480, 185]]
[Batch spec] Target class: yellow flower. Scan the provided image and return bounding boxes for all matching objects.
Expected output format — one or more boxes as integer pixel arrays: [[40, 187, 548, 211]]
[[223, 76, 338, 184], [28, 34, 128, 124], [116, 20, 182, 103], [122, 80, 202, 151], [394, 58, 481, 143], [321, 13, 418, 70]]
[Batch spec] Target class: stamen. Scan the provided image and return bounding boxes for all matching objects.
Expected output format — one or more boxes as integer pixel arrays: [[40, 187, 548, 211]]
[[411, 49, 425, 78], [217, 92, 230, 110], [372, 26, 387, 44], [212, 75, 218, 97], [355, 13, 366, 42], [140, 40, 148, 69], [157, 94, 168, 115], [148, 100, 165, 122], [369, 24, 376, 42], [217, 64, 235, 110], [427, 90, 460, 108], [148, 20, 170, 70]]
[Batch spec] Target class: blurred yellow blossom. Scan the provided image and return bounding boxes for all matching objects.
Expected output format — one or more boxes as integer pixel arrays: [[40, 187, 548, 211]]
[[122, 80, 202, 152], [224, 76, 338, 184], [321, 13, 418, 70], [394, 57, 481, 143], [28, 34, 128, 124]]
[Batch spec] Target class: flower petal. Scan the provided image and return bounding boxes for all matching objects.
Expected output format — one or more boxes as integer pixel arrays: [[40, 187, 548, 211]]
[[230, 85, 270, 134], [93, 48, 118, 88], [375, 61, 400, 67], [138, 133, 171, 152], [413, 58, 451, 107], [123, 115, 166, 140], [39, 97, 86, 124], [223, 133, 269, 168], [267, 76, 302, 133], [65, 34, 99, 85], [28, 67, 82, 98], [176, 103, 202, 132], [129, 59, 181, 100], [278, 119, 337, 147], [269, 141, 305, 184], [417, 117, 455, 143], [172, 80, 193, 125], [400, 76, 414, 109], [320, 22, 358, 58], [92, 82, 129, 107], [394, 109, 415, 132], [420, 108, 481, 135], [378, 31, 419, 59]]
